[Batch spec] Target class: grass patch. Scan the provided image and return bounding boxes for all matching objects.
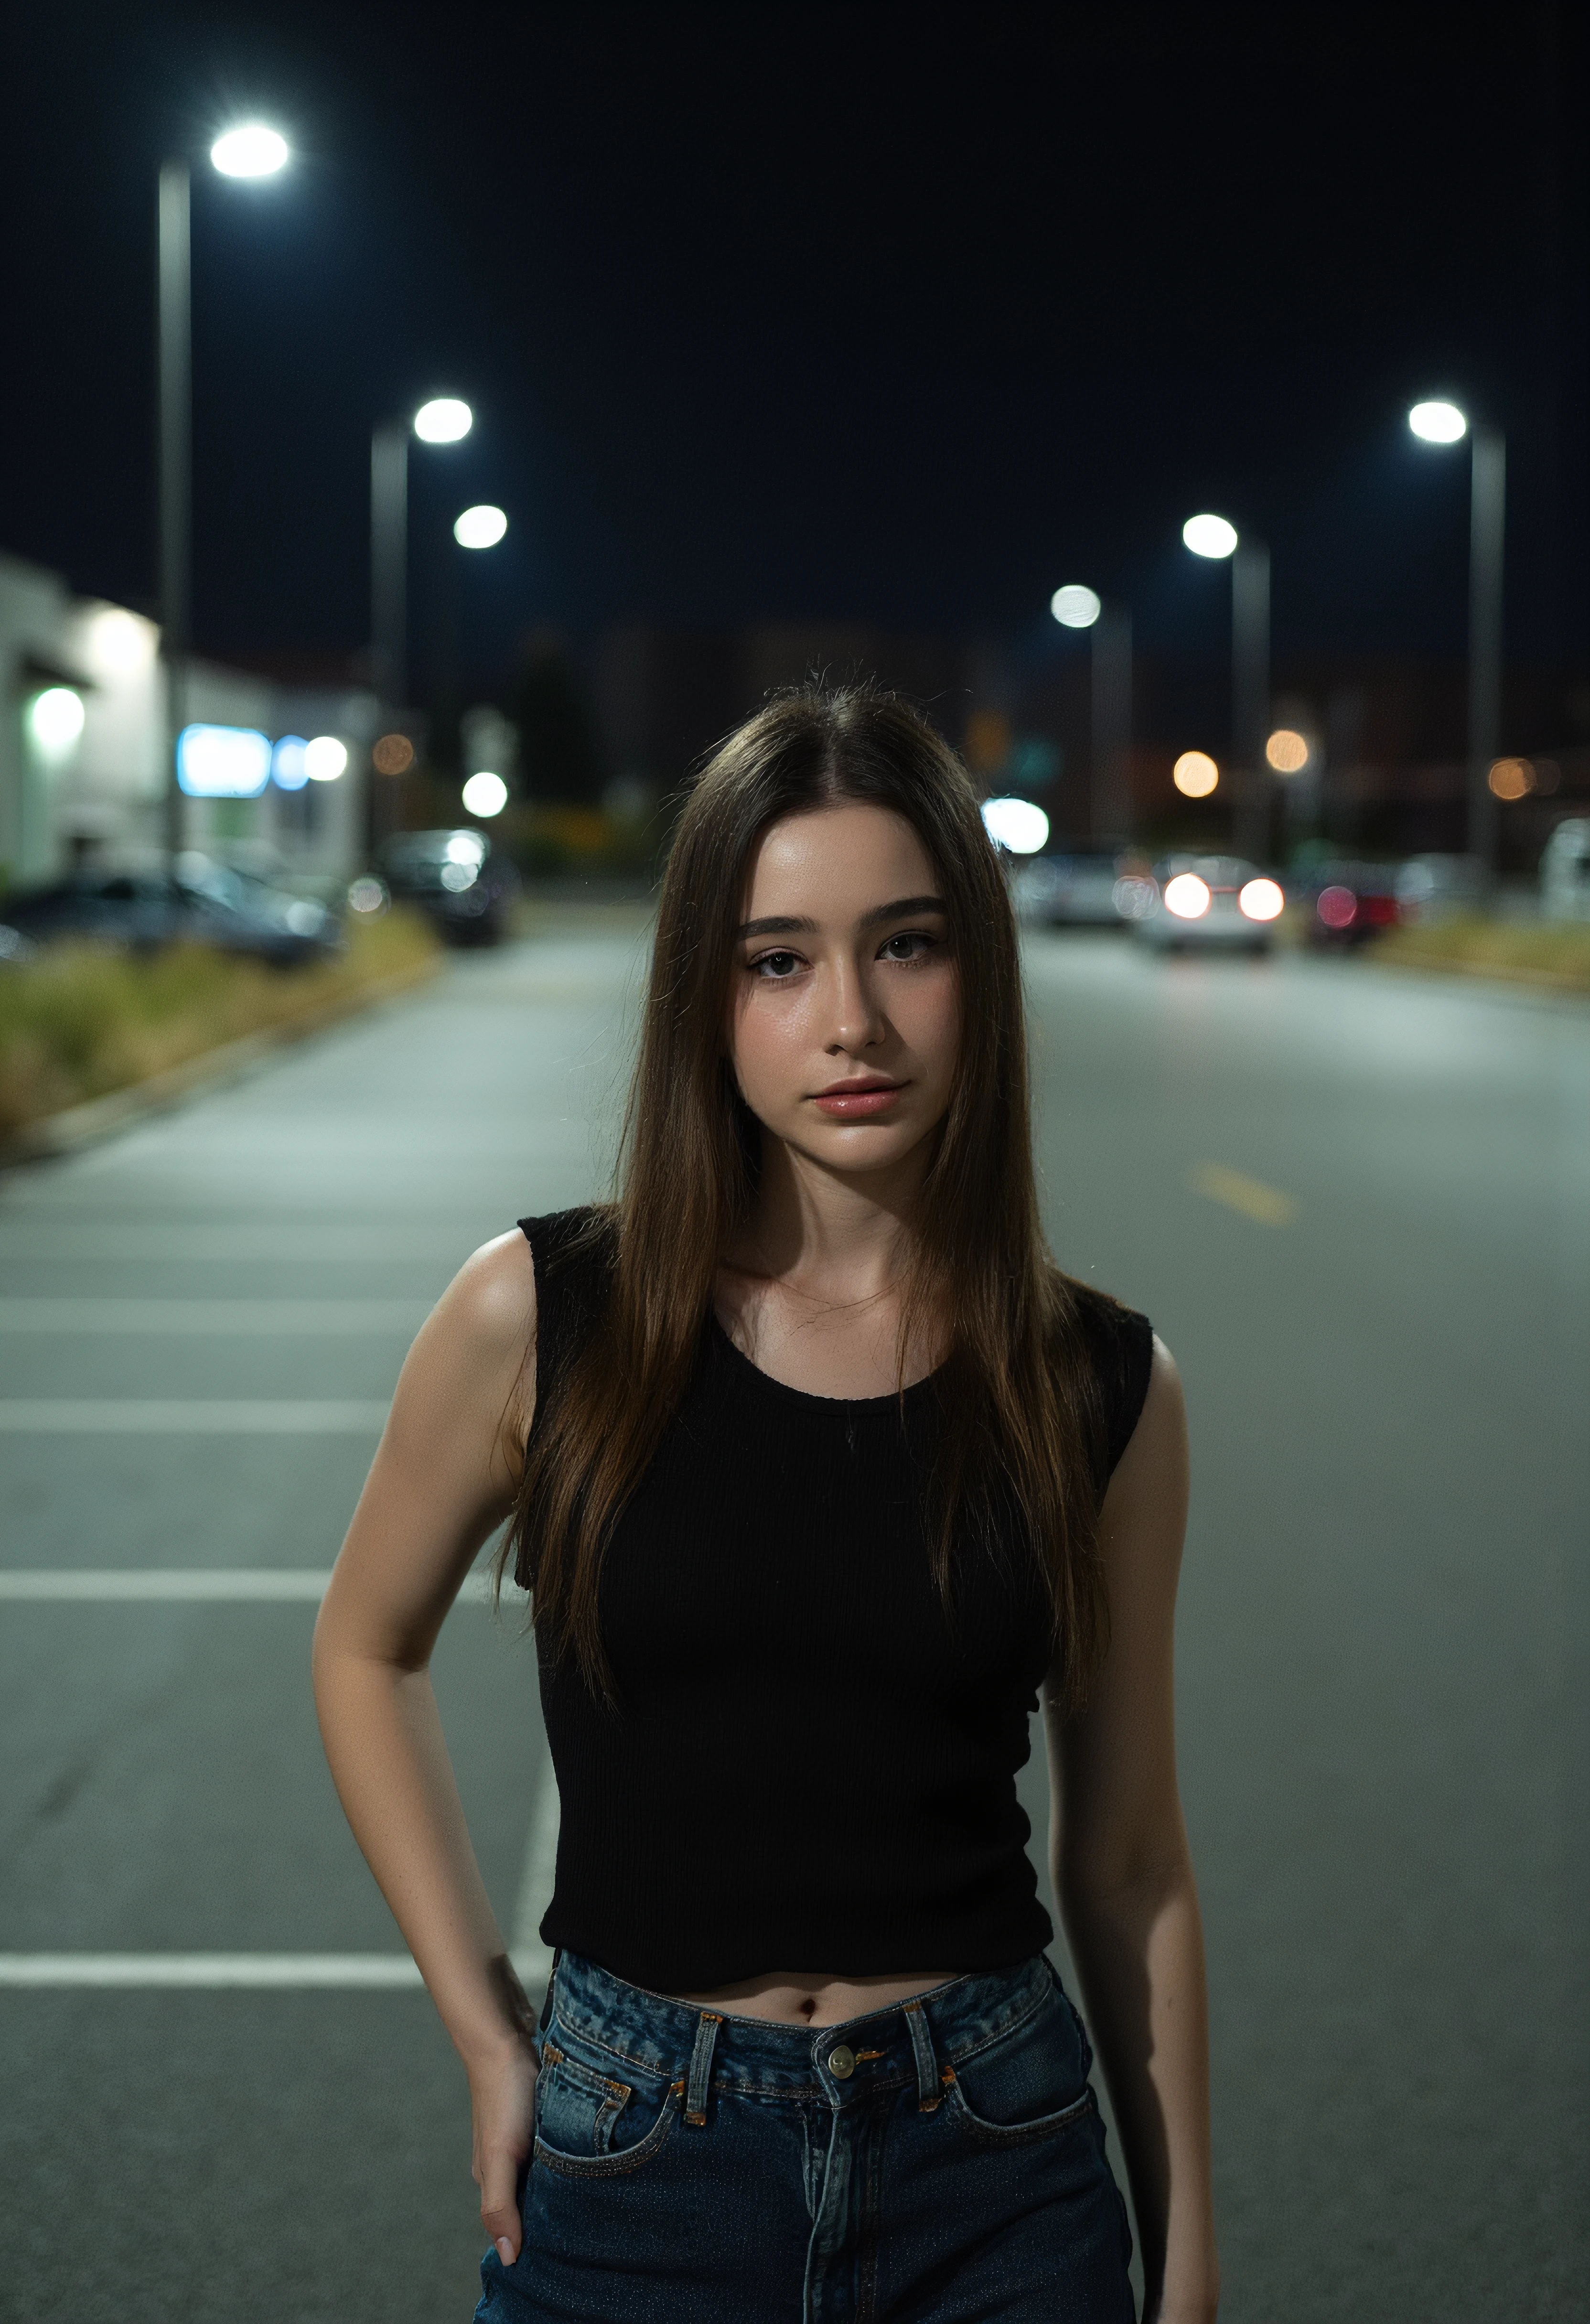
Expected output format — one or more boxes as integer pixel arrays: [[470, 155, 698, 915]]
[[1373, 916, 1590, 993], [0, 908, 440, 1136]]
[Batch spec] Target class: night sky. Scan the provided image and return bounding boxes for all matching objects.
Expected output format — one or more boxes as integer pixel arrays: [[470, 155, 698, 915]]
[[4, 3, 1587, 705]]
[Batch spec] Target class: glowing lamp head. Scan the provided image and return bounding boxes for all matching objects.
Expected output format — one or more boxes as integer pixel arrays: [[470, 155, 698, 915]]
[[1173, 751, 1219, 798], [453, 504, 507, 549], [1163, 872, 1212, 919], [1238, 877, 1285, 922], [210, 125, 290, 178], [414, 398, 473, 444], [1408, 400, 1467, 445], [981, 797, 1051, 855], [1050, 584, 1102, 629], [28, 687, 86, 756], [461, 770, 508, 818], [1182, 513, 1238, 559]]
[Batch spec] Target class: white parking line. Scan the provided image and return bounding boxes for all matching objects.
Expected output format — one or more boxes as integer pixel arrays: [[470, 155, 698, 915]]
[[0, 1227, 477, 1263], [0, 1299, 429, 1334], [0, 1400, 391, 1432], [0, 1954, 425, 1988]]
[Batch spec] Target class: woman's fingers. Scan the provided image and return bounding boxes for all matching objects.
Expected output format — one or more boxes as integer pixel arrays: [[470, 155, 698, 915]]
[[478, 2137, 524, 2265]]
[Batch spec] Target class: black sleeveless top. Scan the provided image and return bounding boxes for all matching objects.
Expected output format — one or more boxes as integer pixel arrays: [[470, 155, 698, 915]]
[[517, 1207, 1154, 1992]]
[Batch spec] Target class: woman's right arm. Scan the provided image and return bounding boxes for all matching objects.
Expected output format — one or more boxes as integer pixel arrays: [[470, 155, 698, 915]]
[[312, 1228, 540, 2265]]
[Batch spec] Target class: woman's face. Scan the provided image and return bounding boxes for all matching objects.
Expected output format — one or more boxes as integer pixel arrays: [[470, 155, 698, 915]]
[[728, 802, 960, 1179]]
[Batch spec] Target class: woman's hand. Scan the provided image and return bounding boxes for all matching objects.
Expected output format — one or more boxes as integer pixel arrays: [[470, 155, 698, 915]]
[[470, 2029, 540, 2266]]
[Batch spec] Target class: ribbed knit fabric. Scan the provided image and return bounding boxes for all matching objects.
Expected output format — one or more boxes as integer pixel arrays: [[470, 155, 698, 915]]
[[516, 1208, 1154, 1993]]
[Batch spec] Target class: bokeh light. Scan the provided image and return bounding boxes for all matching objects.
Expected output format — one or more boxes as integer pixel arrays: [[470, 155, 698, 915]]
[[1182, 514, 1238, 559], [1173, 751, 1219, 798], [28, 687, 86, 755], [1265, 729, 1311, 774], [1163, 873, 1212, 919], [1238, 878, 1285, 922], [1317, 885, 1358, 930], [271, 736, 309, 791], [981, 796, 1050, 853], [1487, 757, 1534, 801], [1050, 584, 1102, 629], [372, 733, 416, 776], [461, 771, 509, 817], [305, 735, 349, 783], [347, 878, 388, 915], [1408, 400, 1467, 445]]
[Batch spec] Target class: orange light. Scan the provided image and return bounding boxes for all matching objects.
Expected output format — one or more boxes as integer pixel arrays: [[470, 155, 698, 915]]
[[1487, 756, 1534, 801], [1164, 872, 1212, 919], [1265, 729, 1310, 774], [1239, 877, 1285, 922], [1173, 751, 1219, 798], [372, 732, 416, 776]]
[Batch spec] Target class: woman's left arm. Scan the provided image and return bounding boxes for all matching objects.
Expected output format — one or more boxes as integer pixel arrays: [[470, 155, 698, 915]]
[[1045, 1339, 1219, 2324]]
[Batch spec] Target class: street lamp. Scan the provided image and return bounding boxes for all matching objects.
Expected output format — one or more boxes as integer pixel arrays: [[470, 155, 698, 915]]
[[1050, 582, 1132, 839], [368, 398, 474, 723], [1407, 398, 1505, 868], [158, 124, 289, 869], [1182, 511, 1270, 859]]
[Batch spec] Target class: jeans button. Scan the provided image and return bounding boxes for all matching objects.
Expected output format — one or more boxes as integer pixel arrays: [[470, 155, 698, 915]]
[[827, 2044, 856, 2079]]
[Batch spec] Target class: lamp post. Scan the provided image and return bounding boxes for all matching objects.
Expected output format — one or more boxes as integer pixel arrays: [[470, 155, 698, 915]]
[[1050, 584, 1131, 839], [1407, 400, 1505, 869], [158, 124, 289, 871], [1182, 514, 1270, 859], [369, 397, 474, 717]]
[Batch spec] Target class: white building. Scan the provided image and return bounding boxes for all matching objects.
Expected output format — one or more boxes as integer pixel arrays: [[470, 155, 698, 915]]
[[0, 549, 374, 888]]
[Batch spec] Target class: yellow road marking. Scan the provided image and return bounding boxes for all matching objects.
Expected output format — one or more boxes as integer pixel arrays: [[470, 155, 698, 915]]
[[1190, 1161, 1297, 1227]]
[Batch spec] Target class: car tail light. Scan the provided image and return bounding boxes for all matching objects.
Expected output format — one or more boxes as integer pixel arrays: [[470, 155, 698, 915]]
[[1163, 873, 1212, 919], [1361, 893, 1398, 926], [1317, 884, 1357, 930], [1238, 877, 1284, 922]]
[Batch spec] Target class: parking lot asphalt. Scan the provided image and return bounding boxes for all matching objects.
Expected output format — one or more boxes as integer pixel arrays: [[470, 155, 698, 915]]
[[1, 918, 1585, 2322]]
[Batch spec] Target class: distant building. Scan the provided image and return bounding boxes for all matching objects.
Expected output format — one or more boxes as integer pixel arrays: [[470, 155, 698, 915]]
[[0, 550, 375, 887]]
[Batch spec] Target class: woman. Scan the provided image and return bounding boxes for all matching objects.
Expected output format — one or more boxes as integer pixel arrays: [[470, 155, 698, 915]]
[[314, 686, 1219, 2323]]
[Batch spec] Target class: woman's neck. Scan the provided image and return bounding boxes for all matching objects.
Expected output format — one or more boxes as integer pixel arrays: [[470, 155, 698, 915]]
[[728, 1132, 926, 1303]]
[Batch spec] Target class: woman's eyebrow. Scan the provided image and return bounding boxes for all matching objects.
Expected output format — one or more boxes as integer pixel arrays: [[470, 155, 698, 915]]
[[735, 896, 947, 942]]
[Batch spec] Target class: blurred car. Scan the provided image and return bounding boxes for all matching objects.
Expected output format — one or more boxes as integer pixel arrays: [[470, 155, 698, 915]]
[[1539, 818, 1590, 923], [0, 856, 338, 967], [1393, 853, 1492, 924], [1011, 844, 1138, 928], [1298, 861, 1401, 947], [382, 828, 519, 946], [1124, 855, 1284, 953]]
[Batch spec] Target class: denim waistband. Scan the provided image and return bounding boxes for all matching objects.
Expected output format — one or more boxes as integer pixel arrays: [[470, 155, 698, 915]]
[[545, 1951, 1059, 2116]]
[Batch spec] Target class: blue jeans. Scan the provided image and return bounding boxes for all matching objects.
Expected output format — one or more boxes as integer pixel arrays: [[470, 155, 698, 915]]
[[475, 1949, 1135, 2322]]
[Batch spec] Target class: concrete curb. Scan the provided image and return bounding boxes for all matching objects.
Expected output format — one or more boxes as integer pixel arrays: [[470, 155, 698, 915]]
[[0, 954, 442, 1169]]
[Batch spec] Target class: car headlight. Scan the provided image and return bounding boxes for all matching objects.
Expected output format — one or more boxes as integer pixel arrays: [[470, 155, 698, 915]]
[[1162, 873, 1211, 919], [1238, 878, 1284, 922]]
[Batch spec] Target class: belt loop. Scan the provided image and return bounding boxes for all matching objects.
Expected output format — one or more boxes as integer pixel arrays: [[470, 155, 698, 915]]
[[903, 1999, 942, 2111], [685, 2011, 722, 2126], [537, 1947, 563, 2036]]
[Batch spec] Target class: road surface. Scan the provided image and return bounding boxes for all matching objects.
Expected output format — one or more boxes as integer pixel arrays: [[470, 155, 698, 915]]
[[1, 915, 1584, 2321]]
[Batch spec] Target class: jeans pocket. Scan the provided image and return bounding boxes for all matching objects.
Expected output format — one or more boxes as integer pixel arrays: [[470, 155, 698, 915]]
[[945, 1982, 1095, 2148], [533, 2040, 681, 2180]]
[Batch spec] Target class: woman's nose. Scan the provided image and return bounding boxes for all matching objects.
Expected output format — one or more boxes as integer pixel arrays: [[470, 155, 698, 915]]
[[823, 959, 886, 1053]]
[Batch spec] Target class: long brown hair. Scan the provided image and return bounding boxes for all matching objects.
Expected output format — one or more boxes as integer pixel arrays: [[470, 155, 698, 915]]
[[502, 683, 1108, 1707]]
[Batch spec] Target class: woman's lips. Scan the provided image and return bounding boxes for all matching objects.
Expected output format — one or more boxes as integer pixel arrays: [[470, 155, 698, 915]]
[[811, 1083, 904, 1118]]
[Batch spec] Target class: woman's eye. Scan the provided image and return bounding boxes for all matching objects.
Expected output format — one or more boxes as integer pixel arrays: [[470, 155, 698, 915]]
[[879, 930, 936, 962], [751, 949, 803, 979]]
